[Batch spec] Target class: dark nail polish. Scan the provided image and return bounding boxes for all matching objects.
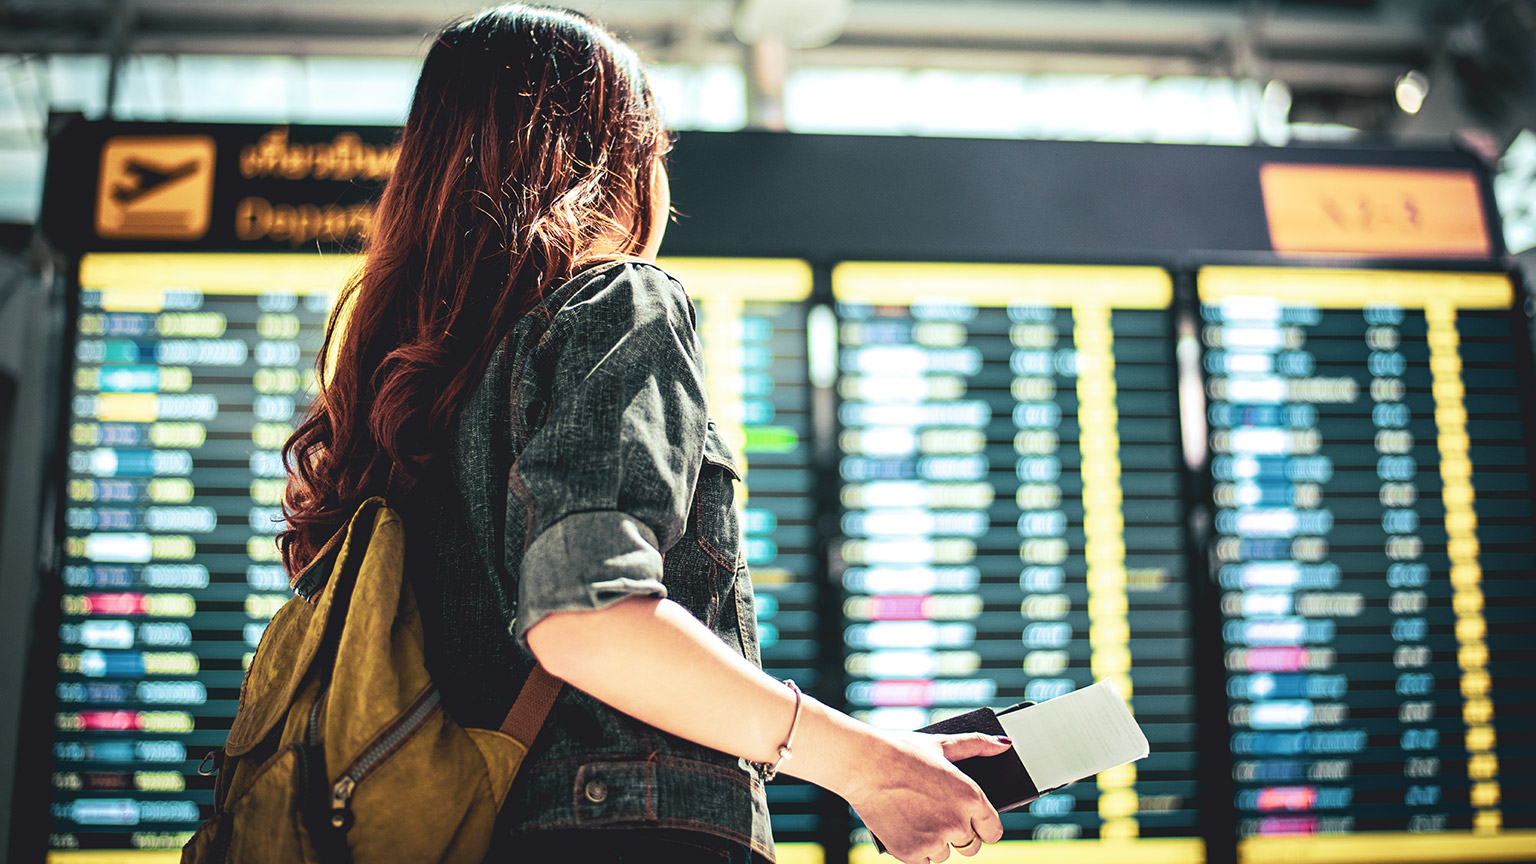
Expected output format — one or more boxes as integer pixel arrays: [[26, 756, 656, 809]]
[[998, 737, 1013, 745]]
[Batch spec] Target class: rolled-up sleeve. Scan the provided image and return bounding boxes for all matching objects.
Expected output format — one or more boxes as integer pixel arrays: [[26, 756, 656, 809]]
[[507, 262, 707, 648]]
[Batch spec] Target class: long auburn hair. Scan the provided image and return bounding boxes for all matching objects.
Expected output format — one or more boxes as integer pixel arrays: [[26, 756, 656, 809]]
[[279, 4, 669, 576]]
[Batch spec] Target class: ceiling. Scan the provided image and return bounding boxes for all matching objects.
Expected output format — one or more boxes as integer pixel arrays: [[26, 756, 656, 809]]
[[0, 0, 1462, 85], [0, 0, 1532, 139]]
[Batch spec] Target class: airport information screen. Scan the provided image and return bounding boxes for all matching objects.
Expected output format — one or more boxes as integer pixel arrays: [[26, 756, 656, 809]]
[[40, 253, 1536, 864], [833, 263, 1201, 858], [1201, 268, 1535, 864], [47, 253, 825, 855], [52, 253, 344, 853]]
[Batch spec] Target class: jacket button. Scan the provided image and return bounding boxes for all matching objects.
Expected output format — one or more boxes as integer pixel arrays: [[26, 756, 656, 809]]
[[584, 779, 608, 803]]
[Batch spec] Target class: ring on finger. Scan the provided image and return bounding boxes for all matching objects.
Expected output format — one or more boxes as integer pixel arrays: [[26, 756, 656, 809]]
[[953, 834, 981, 851]]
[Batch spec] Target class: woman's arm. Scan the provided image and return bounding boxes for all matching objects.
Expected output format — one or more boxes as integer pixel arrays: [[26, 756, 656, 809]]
[[527, 595, 1009, 864]]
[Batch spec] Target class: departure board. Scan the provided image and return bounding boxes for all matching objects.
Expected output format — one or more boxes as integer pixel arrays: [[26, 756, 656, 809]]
[[48, 253, 825, 856], [51, 253, 344, 853], [1200, 267, 1536, 864], [44, 249, 1536, 864], [834, 263, 1203, 862], [39, 118, 1536, 864], [661, 258, 827, 845]]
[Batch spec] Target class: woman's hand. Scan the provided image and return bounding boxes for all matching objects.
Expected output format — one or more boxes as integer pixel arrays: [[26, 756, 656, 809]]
[[843, 730, 1010, 864]]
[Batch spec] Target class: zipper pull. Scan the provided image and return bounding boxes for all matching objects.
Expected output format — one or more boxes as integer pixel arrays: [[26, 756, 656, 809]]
[[197, 749, 222, 776], [329, 775, 356, 831]]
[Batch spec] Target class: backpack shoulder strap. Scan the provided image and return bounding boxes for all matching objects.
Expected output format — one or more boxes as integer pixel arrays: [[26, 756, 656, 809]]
[[498, 664, 562, 746]]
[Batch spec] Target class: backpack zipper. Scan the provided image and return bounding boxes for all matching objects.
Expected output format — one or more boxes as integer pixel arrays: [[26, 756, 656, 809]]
[[299, 683, 326, 804], [306, 689, 325, 747], [300, 684, 348, 853], [327, 688, 442, 830]]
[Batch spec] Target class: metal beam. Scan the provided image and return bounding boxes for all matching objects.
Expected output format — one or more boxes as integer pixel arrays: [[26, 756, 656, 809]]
[[101, 0, 132, 114], [1, 0, 1443, 75]]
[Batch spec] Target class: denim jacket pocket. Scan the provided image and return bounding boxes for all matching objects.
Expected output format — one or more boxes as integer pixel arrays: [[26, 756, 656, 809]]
[[662, 421, 742, 629], [698, 421, 742, 559], [701, 420, 742, 483], [733, 562, 761, 668]]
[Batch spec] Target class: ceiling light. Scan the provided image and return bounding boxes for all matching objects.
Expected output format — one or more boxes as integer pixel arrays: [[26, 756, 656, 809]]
[[1395, 70, 1429, 114]]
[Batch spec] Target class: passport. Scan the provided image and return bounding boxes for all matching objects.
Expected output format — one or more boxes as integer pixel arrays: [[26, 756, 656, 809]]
[[870, 680, 1149, 854]]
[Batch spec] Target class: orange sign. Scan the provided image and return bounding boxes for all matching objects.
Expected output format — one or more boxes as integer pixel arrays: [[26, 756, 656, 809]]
[[1260, 163, 1491, 258], [95, 136, 217, 240]]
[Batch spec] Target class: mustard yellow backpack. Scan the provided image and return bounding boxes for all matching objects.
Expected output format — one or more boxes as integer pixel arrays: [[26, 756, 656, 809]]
[[182, 496, 561, 863]]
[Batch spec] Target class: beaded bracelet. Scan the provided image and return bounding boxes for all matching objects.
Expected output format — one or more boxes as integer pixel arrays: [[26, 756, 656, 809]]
[[751, 679, 803, 782]]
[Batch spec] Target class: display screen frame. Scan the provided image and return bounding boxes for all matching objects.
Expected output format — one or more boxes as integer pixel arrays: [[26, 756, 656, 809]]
[[13, 117, 1535, 864], [1182, 259, 1536, 864]]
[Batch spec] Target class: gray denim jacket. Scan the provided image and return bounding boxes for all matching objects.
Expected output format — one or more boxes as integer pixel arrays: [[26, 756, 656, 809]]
[[395, 260, 774, 860]]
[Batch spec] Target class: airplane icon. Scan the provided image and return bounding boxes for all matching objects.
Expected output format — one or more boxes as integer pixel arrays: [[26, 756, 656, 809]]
[[95, 134, 217, 239], [112, 158, 202, 204]]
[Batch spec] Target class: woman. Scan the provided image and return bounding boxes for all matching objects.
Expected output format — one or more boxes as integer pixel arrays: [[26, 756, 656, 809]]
[[279, 5, 1009, 863]]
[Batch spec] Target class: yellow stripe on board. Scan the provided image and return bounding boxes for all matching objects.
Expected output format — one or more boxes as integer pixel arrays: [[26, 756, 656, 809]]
[[1238, 830, 1536, 864], [81, 253, 812, 303], [852, 837, 1205, 864], [1426, 304, 1503, 835], [48, 834, 1536, 864], [1198, 267, 1513, 309], [49, 848, 179, 854], [80, 252, 362, 297], [660, 257, 814, 302], [49, 842, 827, 864], [1073, 303, 1139, 839], [832, 262, 1172, 308], [775, 843, 826, 864]]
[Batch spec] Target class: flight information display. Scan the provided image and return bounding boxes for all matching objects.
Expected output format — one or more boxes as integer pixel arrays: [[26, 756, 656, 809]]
[[833, 263, 1202, 860], [1200, 267, 1536, 864], [43, 251, 1536, 864], [47, 253, 825, 856], [51, 252, 345, 853]]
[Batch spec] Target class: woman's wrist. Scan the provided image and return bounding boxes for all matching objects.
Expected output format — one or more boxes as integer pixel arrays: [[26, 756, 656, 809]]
[[749, 679, 803, 781], [779, 694, 890, 803]]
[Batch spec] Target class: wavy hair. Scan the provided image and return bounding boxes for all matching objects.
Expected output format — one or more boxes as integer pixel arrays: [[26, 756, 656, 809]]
[[279, 4, 669, 576]]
